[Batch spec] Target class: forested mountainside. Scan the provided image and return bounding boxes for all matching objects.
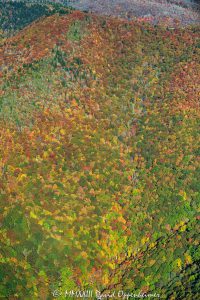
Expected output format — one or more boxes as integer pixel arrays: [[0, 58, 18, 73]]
[[0, 1, 73, 37], [67, 0, 200, 25], [2, 0, 200, 33], [0, 1, 200, 299]]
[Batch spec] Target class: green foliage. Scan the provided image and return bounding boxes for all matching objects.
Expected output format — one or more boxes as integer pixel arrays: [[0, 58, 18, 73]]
[[0, 7, 199, 299], [67, 19, 89, 42], [0, 0, 73, 37]]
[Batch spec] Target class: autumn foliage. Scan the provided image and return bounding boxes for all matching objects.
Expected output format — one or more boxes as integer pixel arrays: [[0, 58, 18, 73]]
[[0, 3, 200, 299]]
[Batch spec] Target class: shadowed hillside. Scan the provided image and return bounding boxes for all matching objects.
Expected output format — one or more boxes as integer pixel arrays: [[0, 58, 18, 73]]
[[0, 0, 73, 37]]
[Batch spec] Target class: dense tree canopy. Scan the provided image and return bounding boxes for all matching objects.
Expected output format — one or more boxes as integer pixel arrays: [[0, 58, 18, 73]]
[[0, 1, 199, 299]]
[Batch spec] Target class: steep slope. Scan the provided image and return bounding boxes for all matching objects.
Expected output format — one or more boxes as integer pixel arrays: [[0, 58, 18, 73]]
[[0, 0, 73, 38], [0, 8, 199, 300], [8, 0, 200, 26]]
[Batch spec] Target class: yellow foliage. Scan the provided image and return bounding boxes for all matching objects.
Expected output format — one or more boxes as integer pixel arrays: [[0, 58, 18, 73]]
[[179, 190, 187, 201], [81, 251, 88, 259], [180, 225, 186, 232], [17, 174, 27, 182], [141, 236, 149, 245], [175, 258, 182, 269], [43, 151, 49, 158], [102, 274, 109, 285], [38, 219, 44, 226], [184, 253, 192, 265], [30, 211, 38, 219], [60, 129, 66, 135]]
